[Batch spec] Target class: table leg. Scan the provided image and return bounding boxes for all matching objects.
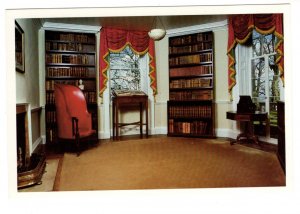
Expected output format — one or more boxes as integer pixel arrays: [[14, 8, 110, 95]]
[[112, 100, 115, 140], [140, 102, 143, 138], [116, 102, 119, 140], [247, 122, 259, 144], [145, 100, 148, 138], [232, 121, 260, 145]]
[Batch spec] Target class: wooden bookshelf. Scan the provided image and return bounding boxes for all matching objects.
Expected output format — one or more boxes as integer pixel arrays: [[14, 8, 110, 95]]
[[44, 30, 98, 144], [168, 31, 215, 137]]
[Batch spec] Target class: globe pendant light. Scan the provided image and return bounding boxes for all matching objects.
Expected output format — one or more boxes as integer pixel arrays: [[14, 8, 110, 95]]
[[148, 16, 166, 41]]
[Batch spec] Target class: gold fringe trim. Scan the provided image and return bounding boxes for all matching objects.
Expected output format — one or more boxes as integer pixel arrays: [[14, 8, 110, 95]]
[[99, 51, 110, 99], [148, 52, 157, 97], [255, 26, 276, 35], [108, 42, 149, 56]]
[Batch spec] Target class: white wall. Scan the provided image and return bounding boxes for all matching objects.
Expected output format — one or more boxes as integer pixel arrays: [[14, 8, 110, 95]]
[[15, 19, 43, 152], [16, 19, 41, 107]]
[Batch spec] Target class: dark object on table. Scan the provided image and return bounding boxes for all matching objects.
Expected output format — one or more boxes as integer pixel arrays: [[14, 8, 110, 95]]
[[237, 95, 256, 113]]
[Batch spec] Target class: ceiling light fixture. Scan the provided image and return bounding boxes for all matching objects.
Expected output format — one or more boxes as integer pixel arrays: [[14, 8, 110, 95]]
[[148, 16, 166, 41]]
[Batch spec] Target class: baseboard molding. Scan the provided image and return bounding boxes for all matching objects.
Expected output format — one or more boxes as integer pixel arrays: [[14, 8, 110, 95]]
[[98, 126, 168, 139], [215, 128, 277, 145], [215, 128, 239, 139], [32, 137, 43, 154], [41, 135, 46, 144], [99, 131, 110, 140], [99, 127, 277, 144], [152, 127, 168, 135]]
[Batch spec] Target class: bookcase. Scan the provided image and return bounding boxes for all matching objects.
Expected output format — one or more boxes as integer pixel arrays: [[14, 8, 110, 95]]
[[167, 31, 215, 137], [45, 30, 98, 144], [277, 101, 285, 173]]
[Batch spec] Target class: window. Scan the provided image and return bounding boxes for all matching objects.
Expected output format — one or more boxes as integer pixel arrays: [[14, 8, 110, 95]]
[[109, 45, 148, 98], [251, 30, 281, 137], [234, 30, 283, 140]]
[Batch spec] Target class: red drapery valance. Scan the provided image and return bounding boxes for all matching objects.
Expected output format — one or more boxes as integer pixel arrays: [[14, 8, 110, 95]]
[[99, 27, 157, 99], [227, 14, 284, 98]]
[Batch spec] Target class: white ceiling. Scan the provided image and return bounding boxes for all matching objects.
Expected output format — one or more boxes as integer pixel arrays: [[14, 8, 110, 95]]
[[41, 15, 228, 31]]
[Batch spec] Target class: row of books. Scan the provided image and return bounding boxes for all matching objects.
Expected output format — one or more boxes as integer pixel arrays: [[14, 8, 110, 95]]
[[169, 105, 212, 118], [169, 33, 213, 46], [46, 111, 56, 124], [169, 90, 213, 101], [169, 43, 213, 55], [46, 128, 56, 143], [170, 65, 213, 77], [46, 80, 80, 90], [46, 42, 93, 52], [168, 119, 209, 135], [47, 67, 91, 78], [169, 53, 213, 66], [47, 33, 93, 43], [170, 77, 212, 89], [46, 79, 96, 91], [83, 92, 97, 103], [46, 91, 96, 104], [46, 54, 92, 64], [46, 93, 55, 104]]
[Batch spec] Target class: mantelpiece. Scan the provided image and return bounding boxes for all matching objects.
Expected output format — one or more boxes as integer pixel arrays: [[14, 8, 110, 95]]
[[16, 103, 46, 189]]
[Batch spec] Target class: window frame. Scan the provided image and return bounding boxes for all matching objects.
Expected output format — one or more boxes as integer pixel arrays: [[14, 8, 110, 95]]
[[108, 45, 149, 98], [233, 33, 284, 142]]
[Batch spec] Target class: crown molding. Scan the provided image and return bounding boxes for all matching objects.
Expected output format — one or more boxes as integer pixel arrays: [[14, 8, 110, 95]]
[[166, 19, 228, 37], [42, 21, 101, 33]]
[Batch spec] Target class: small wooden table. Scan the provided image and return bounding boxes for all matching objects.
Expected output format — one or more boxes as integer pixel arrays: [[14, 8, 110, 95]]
[[112, 91, 148, 140], [226, 111, 268, 145]]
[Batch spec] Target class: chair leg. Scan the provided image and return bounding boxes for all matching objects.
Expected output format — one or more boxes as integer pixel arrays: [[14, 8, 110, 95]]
[[76, 135, 80, 157]]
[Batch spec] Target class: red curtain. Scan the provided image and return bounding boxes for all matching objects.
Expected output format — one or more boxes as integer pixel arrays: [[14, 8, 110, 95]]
[[227, 14, 284, 98], [99, 27, 157, 99]]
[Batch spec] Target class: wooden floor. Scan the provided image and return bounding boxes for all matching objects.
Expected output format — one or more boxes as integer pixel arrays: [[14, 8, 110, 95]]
[[38, 134, 278, 159]]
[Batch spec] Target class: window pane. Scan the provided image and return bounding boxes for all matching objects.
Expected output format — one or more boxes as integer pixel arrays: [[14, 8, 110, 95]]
[[251, 57, 266, 111], [268, 55, 280, 126], [110, 47, 140, 69], [263, 34, 275, 55], [252, 30, 277, 57], [109, 45, 141, 97], [110, 69, 141, 91], [252, 38, 261, 57]]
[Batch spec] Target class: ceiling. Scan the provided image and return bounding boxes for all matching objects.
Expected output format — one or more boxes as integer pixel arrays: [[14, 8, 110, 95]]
[[41, 15, 228, 31]]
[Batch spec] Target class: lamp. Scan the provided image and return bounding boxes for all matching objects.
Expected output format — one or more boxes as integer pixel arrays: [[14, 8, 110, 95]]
[[148, 16, 166, 41]]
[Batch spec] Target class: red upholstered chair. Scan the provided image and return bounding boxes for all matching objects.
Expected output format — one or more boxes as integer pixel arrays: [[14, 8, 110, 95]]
[[54, 84, 97, 156]]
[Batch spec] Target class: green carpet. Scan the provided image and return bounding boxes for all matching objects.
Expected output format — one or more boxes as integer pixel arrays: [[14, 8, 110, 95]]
[[55, 137, 285, 191]]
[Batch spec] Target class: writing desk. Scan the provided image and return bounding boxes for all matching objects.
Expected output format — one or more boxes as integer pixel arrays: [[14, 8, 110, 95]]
[[112, 91, 148, 140], [226, 111, 268, 145]]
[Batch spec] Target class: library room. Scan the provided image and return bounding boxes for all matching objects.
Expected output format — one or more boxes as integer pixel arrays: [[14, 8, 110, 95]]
[[5, 4, 296, 212]]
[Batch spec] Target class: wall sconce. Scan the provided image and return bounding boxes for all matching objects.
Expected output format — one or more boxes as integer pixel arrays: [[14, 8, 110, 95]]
[[148, 16, 166, 41]]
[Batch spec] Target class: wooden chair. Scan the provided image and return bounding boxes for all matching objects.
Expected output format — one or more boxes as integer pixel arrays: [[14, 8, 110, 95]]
[[54, 84, 97, 156]]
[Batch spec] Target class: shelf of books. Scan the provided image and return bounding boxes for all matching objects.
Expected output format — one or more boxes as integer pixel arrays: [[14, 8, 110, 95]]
[[44, 30, 98, 144], [168, 31, 215, 138]]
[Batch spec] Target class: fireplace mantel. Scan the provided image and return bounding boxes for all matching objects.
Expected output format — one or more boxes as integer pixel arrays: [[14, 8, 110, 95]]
[[16, 103, 30, 166], [16, 103, 27, 114], [16, 103, 46, 189]]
